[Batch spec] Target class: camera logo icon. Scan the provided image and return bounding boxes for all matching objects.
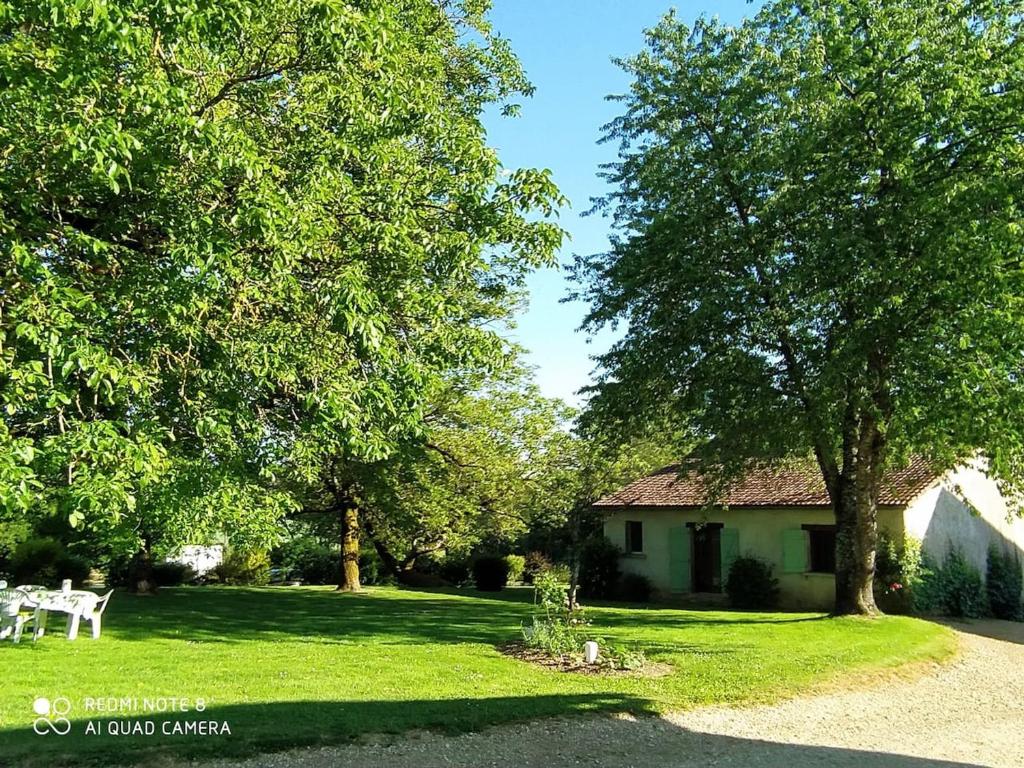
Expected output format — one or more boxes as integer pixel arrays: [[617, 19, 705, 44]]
[[32, 697, 72, 735]]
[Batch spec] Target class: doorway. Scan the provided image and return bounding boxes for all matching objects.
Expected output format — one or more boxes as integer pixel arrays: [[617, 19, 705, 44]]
[[689, 523, 723, 593]]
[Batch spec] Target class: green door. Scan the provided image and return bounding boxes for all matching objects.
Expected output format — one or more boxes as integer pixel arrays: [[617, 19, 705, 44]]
[[668, 526, 691, 592], [782, 529, 809, 573], [720, 527, 740, 586]]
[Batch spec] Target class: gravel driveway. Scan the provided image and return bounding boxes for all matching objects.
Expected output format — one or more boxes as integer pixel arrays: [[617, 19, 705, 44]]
[[200, 620, 1024, 768]]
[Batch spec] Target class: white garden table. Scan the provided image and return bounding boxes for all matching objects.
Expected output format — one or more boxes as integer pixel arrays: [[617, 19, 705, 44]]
[[20, 588, 101, 641]]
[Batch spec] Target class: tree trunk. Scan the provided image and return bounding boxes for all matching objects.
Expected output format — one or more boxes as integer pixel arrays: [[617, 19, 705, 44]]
[[832, 460, 882, 616], [129, 537, 156, 594], [336, 504, 362, 592], [362, 519, 402, 577]]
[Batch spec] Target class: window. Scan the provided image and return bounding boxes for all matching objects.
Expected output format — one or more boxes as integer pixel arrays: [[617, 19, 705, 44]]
[[625, 520, 644, 554], [803, 524, 836, 573]]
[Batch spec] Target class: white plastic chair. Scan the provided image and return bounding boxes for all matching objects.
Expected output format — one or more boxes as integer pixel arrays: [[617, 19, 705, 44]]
[[0, 589, 34, 643], [79, 590, 113, 639]]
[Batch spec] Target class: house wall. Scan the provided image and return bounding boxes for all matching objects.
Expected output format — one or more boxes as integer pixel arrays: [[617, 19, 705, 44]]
[[904, 463, 1024, 587], [169, 545, 224, 576], [603, 506, 905, 610]]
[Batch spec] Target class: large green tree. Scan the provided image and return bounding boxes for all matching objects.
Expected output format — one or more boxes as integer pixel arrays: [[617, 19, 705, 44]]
[[1, 0, 562, 576], [573, 0, 1024, 614], [359, 370, 572, 577]]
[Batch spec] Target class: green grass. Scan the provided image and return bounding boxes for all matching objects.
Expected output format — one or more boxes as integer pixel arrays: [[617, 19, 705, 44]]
[[0, 586, 956, 766]]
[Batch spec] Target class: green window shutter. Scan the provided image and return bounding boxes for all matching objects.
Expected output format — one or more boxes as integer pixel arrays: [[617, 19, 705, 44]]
[[720, 527, 740, 583], [782, 529, 809, 573], [668, 526, 691, 592]]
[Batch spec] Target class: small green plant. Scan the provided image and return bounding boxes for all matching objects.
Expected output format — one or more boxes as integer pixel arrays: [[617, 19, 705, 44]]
[[987, 545, 1023, 621], [725, 556, 780, 609], [522, 570, 589, 659], [600, 642, 647, 671]]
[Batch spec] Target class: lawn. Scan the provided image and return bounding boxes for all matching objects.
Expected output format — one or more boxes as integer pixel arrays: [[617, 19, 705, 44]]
[[0, 586, 956, 766]]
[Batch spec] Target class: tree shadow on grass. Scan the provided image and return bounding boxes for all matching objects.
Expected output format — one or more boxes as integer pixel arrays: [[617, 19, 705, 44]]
[[0, 695, 991, 768], [0, 693, 655, 767], [82, 586, 830, 647]]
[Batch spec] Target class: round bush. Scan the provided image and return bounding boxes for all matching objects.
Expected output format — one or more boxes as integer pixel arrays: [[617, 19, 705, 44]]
[[214, 549, 271, 586], [504, 554, 525, 584], [472, 555, 510, 591], [618, 572, 653, 603], [11, 537, 90, 587], [152, 561, 197, 587], [578, 537, 621, 599], [436, 557, 470, 586], [725, 556, 780, 609]]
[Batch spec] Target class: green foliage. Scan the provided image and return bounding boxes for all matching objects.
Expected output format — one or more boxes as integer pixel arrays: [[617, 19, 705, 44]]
[[272, 538, 337, 585], [986, 546, 1023, 621], [578, 537, 621, 599], [523, 570, 590, 659], [599, 643, 647, 671], [725, 556, 781, 610], [504, 554, 526, 584], [358, 548, 386, 587], [357, 371, 574, 581], [214, 549, 271, 586], [1, 0, 563, 571], [915, 549, 988, 618], [571, 0, 1024, 610], [618, 573, 653, 603], [874, 533, 924, 614], [151, 561, 196, 588], [522, 551, 553, 584], [472, 555, 510, 591], [10, 536, 90, 587]]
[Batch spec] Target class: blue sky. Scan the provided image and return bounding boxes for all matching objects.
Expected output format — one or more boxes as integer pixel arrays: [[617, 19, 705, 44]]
[[483, 1, 758, 405]]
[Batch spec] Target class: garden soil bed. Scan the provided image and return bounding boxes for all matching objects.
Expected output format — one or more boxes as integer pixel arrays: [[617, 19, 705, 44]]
[[498, 642, 673, 677]]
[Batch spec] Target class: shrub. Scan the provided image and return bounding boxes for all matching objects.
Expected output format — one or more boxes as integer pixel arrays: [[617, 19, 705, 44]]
[[504, 554, 526, 584], [272, 539, 337, 584], [523, 551, 553, 584], [152, 561, 197, 587], [522, 570, 589, 659], [874, 533, 924, 614], [601, 643, 647, 671], [472, 555, 510, 591], [725, 556, 780, 609], [916, 549, 988, 618], [618, 572, 653, 603], [578, 537, 620, 599], [436, 556, 470, 586], [544, 563, 572, 583], [987, 546, 1023, 621], [10, 537, 90, 587], [214, 549, 271, 586]]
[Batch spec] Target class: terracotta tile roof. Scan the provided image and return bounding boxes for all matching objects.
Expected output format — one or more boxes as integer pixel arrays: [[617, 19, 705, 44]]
[[594, 457, 940, 509]]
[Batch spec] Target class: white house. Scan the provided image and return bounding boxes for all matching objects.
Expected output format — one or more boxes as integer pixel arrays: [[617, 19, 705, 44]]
[[597, 457, 1024, 610]]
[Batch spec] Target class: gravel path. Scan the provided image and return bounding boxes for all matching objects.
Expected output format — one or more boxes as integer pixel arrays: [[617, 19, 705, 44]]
[[200, 620, 1024, 768]]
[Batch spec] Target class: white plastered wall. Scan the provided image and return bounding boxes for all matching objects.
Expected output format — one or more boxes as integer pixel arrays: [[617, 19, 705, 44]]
[[904, 461, 1024, 579]]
